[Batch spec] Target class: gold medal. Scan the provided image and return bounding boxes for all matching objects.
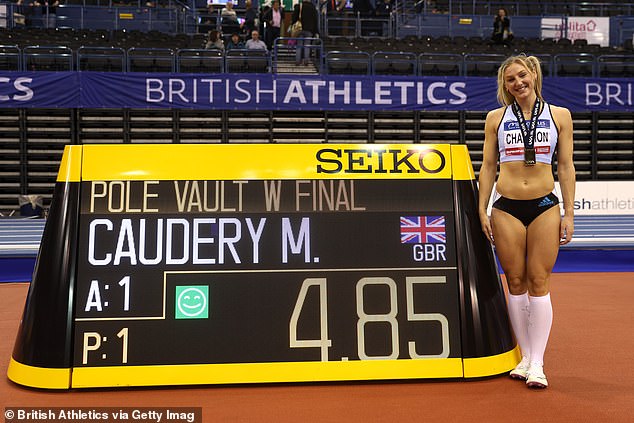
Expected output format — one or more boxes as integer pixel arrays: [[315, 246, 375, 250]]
[[524, 146, 536, 166]]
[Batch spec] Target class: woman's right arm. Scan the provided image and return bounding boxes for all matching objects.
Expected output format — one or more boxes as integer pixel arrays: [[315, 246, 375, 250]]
[[478, 108, 502, 242]]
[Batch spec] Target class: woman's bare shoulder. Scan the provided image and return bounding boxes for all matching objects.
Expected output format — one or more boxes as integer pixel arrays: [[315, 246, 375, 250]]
[[549, 104, 572, 120], [486, 106, 506, 120], [485, 106, 506, 127]]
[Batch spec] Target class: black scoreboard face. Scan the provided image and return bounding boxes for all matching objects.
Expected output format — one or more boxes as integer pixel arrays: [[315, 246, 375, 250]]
[[74, 178, 460, 368]]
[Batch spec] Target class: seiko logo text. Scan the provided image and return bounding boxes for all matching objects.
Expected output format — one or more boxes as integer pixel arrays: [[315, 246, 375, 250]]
[[316, 148, 446, 174]]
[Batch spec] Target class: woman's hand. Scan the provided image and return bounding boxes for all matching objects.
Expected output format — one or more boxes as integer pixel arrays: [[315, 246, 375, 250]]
[[480, 212, 494, 244], [560, 214, 574, 245]]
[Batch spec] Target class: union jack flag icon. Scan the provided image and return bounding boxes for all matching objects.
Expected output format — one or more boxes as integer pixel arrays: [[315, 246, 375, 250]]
[[400, 216, 446, 244]]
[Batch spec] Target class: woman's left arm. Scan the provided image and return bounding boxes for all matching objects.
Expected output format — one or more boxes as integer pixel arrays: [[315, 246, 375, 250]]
[[554, 106, 576, 245]]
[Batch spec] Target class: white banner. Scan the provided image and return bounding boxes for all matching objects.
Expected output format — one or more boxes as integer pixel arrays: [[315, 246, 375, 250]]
[[485, 181, 634, 216], [564, 181, 634, 216], [541, 17, 610, 47]]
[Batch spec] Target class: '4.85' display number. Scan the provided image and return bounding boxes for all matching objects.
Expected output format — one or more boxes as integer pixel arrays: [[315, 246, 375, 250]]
[[289, 276, 450, 361]]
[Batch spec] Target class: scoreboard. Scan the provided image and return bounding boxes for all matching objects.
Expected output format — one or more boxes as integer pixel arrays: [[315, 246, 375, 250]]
[[8, 144, 517, 389]]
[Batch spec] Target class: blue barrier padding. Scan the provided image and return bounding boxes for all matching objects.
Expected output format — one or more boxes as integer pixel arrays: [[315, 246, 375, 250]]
[[496, 249, 634, 274], [0, 257, 36, 283], [3, 250, 632, 283], [554, 249, 634, 273]]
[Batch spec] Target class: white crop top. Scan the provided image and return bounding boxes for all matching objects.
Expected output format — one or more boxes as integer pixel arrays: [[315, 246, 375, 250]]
[[497, 102, 559, 165]]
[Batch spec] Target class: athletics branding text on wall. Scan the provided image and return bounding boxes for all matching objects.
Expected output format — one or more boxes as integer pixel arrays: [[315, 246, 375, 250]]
[[0, 72, 632, 112]]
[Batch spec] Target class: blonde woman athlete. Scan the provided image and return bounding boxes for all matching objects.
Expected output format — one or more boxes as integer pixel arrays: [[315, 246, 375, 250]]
[[478, 54, 576, 389]]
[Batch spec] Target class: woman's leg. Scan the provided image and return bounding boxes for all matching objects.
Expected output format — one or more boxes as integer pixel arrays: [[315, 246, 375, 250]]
[[523, 206, 561, 387], [491, 209, 531, 373], [491, 208, 528, 294]]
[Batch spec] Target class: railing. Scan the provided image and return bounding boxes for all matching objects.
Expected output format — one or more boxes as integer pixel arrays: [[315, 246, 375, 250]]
[[272, 37, 323, 73], [4, 42, 634, 78], [393, 11, 634, 47], [3, 1, 634, 47], [3, 3, 186, 32], [409, 1, 634, 16]]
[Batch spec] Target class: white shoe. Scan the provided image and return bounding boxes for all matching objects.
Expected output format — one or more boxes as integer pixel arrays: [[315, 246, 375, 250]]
[[526, 363, 548, 389], [509, 357, 530, 380]]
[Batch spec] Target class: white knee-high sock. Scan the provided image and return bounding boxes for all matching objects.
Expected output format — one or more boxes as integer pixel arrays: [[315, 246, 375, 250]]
[[528, 293, 553, 366], [508, 292, 531, 360]]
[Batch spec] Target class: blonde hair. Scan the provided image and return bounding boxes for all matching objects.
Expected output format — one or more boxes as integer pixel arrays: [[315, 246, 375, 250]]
[[496, 54, 543, 106]]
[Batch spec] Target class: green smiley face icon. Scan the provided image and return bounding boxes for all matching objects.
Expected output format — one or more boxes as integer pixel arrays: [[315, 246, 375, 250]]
[[175, 286, 209, 319]]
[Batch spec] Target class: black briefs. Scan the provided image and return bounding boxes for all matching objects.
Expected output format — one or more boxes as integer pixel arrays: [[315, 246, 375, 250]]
[[492, 193, 560, 227]]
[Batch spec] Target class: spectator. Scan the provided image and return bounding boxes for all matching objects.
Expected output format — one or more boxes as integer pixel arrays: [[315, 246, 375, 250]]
[[203, 0, 218, 30], [221, 0, 238, 22], [263, 0, 283, 49], [245, 30, 268, 50], [323, 0, 346, 14], [242, 0, 258, 36], [14, 0, 27, 26], [221, 1, 240, 34], [491, 7, 513, 45], [292, 0, 318, 65], [321, 0, 347, 35], [32, 0, 58, 28], [206, 0, 215, 15], [226, 32, 245, 50], [205, 29, 225, 50], [48, 0, 59, 28]]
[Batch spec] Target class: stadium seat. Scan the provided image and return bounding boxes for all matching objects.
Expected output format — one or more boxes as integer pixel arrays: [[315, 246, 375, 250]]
[[0, 45, 20, 71], [372, 51, 417, 76], [177, 49, 224, 73], [128, 47, 175, 73], [325, 51, 371, 75], [464, 53, 506, 77], [23, 45, 73, 71], [225, 49, 270, 73], [598, 55, 634, 78], [554, 53, 596, 77], [419, 53, 463, 76], [77, 46, 126, 72]]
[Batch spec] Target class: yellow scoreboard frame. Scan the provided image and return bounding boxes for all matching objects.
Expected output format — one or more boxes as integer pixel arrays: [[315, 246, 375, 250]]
[[8, 144, 519, 389]]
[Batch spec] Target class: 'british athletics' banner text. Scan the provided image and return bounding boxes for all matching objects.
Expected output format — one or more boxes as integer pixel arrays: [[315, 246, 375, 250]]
[[0, 72, 632, 112]]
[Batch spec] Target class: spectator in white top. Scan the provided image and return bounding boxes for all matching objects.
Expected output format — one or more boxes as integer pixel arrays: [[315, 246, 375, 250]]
[[221, 0, 240, 34], [221, 0, 238, 23]]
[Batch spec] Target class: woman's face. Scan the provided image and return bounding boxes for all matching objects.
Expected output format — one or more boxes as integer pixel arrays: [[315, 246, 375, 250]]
[[498, 9, 506, 17], [503, 63, 535, 101]]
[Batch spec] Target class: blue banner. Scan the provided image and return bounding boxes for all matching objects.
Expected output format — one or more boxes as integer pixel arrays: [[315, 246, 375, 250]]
[[0, 72, 80, 108], [0, 72, 632, 112]]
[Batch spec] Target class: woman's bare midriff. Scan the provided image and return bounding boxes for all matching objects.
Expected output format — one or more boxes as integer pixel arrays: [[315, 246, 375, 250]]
[[496, 162, 555, 200]]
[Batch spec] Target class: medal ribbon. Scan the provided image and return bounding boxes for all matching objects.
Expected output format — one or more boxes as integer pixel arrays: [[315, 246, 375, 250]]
[[511, 97, 541, 157]]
